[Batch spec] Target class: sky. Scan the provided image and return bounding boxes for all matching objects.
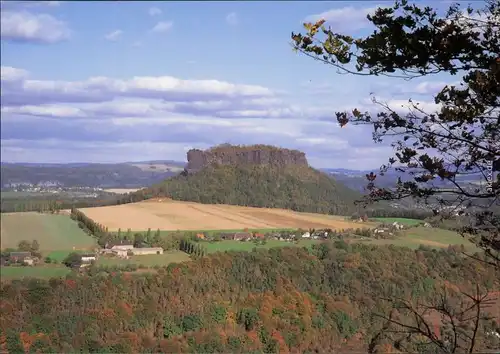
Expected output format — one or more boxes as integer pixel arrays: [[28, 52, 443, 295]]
[[1, 0, 456, 169]]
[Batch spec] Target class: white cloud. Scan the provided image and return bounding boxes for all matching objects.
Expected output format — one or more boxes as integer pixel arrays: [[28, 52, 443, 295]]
[[132, 41, 142, 47], [0, 139, 197, 164], [2, 104, 86, 118], [305, 5, 386, 31], [0, 66, 275, 106], [226, 12, 238, 26], [104, 29, 123, 41], [148, 7, 162, 16], [0, 66, 29, 82], [150, 21, 173, 33], [0, 1, 62, 9], [1, 10, 71, 43], [0, 66, 394, 169]]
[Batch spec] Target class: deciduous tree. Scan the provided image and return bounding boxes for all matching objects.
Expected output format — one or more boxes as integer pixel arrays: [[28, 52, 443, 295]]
[[292, 0, 499, 267]]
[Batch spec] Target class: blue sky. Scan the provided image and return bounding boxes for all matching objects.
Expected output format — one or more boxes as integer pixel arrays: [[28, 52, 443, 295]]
[[1, 0, 455, 169]]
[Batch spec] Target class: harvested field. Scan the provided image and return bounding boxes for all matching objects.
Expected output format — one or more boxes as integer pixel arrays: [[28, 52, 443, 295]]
[[80, 199, 370, 231]]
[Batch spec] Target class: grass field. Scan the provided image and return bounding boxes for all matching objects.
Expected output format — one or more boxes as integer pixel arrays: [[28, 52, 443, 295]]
[[46, 250, 91, 262], [80, 199, 374, 232], [356, 226, 479, 251], [97, 251, 190, 267], [0, 265, 71, 279], [203, 239, 319, 254], [372, 217, 424, 226], [0, 212, 96, 251]]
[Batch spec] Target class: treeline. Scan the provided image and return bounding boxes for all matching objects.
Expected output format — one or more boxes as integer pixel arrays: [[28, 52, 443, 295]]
[[1, 197, 116, 213], [70, 209, 207, 256], [70, 208, 109, 242], [361, 208, 433, 220], [179, 239, 207, 257], [1, 243, 498, 353]]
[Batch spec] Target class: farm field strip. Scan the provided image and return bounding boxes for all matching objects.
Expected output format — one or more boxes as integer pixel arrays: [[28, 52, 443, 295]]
[[204, 239, 320, 254], [355, 226, 479, 251], [97, 251, 190, 267], [80, 200, 371, 231], [0, 265, 71, 279], [0, 212, 96, 250], [373, 217, 423, 226]]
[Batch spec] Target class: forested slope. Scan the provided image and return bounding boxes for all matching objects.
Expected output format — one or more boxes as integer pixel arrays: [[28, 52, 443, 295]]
[[120, 164, 361, 215], [1, 243, 498, 353]]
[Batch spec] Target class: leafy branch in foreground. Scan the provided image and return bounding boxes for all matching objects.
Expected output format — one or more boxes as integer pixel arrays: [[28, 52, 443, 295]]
[[373, 285, 499, 353], [292, 0, 499, 266]]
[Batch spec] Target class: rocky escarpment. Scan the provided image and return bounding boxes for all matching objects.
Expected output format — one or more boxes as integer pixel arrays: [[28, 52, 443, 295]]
[[185, 144, 309, 173]]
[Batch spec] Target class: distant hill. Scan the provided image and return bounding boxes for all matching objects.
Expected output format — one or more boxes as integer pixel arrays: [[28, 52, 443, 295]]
[[0, 161, 185, 189], [321, 168, 489, 192], [122, 145, 361, 215]]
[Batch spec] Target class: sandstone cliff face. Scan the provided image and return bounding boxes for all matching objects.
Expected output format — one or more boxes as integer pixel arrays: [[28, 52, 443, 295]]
[[185, 145, 309, 172]]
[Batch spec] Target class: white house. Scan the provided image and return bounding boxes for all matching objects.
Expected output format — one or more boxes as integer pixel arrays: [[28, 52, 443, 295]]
[[392, 222, 404, 230], [301, 232, 311, 238], [111, 244, 134, 251], [132, 247, 164, 255], [81, 254, 97, 263]]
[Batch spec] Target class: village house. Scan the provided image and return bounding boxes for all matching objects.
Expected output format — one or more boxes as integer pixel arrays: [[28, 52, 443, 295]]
[[131, 247, 164, 255], [392, 222, 404, 230], [9, 251, 32, 263], [80, 253, 97, 263], [220, 232, 252, 241], [9, 251, 37, 265], [105, 240, 134, 250], [253, 233, 265, 239]]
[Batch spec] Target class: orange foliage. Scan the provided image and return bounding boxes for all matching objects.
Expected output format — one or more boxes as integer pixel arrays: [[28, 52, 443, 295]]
[[159, 339, 182, 353], [271, 330, 289, 354], [121, 332, 139, 350], [247, 330, 259, 343], [19, 332, 46, 353], [120, 301, 133, 316], [226, 309, 237, 327], [0, 334, 7, 354], [343, 253, 361, 269], [64, 279, 76, 289], [0, 300, 13, 314], [102, 308, 115, 318], [381, 343, 395, 353], [443, 281, 460, 294]]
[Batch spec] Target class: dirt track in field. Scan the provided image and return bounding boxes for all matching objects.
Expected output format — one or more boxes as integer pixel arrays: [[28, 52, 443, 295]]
[[80, 199, 369, 231]]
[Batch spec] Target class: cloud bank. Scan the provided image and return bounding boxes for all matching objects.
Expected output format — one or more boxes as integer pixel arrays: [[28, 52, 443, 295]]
[[1, 65, 442, 169]]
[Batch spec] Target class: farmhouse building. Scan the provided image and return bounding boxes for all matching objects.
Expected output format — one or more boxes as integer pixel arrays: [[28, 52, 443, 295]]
[[9, 252, 32, 263], [220, 232, 252, 241], [80, 254, 97, 263], [105, 240, 134, 250], [132, 247, 164, 255]]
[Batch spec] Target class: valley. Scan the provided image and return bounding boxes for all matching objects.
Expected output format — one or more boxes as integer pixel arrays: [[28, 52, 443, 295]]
[[1, 0, 498, 350]]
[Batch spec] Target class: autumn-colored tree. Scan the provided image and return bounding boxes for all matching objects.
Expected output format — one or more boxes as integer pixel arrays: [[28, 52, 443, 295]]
[[292, 0, 499, 267]]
